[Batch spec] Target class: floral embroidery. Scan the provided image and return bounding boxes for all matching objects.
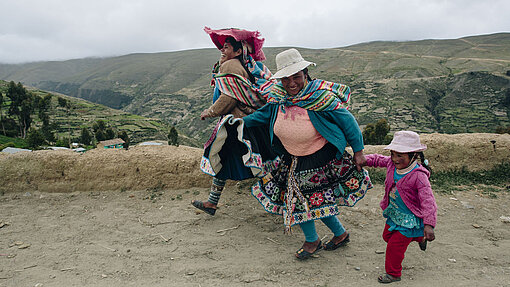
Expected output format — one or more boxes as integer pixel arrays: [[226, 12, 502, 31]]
[[324, 188, 335, 202], [345, 178, 360, 190], [264, 182, 275, 195], [310, 174, 320, 183], [309, 192, 324, 206]]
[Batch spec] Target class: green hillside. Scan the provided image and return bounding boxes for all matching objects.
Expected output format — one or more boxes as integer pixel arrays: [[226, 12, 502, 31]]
[[0, 80, 196, 146], [1, 33, 509, 144]]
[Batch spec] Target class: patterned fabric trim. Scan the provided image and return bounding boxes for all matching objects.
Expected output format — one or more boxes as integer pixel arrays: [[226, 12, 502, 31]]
[[200, 115, 280, 178], [251, 155, 373, 226], [383, 204, 422, 229], [267, 79, 350, 111], [211, 56, 276, 109]]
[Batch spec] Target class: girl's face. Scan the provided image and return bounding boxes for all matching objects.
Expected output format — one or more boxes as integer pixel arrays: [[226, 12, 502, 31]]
[[219, 42, 242, 64], [390, 150, 412, 169], [281, 71, 306, 96]]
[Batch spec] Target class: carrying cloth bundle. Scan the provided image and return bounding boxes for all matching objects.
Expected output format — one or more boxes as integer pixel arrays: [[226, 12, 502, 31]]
[[268, 79, 351, 111], [211, 55, 275, 109]]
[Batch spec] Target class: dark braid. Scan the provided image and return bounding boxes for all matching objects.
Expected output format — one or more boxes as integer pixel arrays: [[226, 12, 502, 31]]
[[302, 68, 313, 81], [224, 37, 256, 84], [409, 151, 431, 172]]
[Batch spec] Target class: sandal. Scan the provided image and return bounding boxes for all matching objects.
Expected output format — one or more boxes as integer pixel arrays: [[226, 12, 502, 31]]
[[378, 273, 401, 284], [323, 233, 350, 250], [419, 239, 427, 251], [295, 240, 322, 260], [191, 200, 216, 215]]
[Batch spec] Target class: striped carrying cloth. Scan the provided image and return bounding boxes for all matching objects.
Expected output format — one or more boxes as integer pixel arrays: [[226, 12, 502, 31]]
[[212, 56, 276, 109], [268, 79, 351, 111]]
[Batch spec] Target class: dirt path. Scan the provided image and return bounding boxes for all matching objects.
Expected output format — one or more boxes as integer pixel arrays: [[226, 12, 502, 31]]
[[1, 184, 509, 287]]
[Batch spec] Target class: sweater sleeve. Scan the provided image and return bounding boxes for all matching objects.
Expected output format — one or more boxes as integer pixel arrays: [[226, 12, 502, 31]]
[[321, 109, 364, 152], [204, 94, 238, 117], [242, 103, 273, 127], [416, 173, 437, 227], [365, 154, 392, 168]]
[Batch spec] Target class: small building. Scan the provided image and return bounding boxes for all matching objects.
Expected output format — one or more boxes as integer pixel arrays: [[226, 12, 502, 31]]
[[98, 138, 125, 149]]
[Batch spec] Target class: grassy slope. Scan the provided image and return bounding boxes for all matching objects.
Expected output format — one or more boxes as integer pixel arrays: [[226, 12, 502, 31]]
[[0, 80, 198, 146], [0, 33, 509, 144]]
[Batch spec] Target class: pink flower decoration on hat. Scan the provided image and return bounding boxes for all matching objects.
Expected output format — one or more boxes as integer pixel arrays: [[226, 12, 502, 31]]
[[204, 27, 266, 61]]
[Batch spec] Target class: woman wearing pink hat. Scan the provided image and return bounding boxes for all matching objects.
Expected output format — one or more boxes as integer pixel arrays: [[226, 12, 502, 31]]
[[364, 131, 437, 284], [192, 27, 278, 215]]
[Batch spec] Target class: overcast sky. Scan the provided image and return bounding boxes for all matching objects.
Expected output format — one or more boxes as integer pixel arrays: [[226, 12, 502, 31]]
[[1, 0, 509, 64]]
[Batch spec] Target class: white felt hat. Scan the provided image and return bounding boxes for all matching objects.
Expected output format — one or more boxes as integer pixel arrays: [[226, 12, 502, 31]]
[[271, 48, 315, 79]]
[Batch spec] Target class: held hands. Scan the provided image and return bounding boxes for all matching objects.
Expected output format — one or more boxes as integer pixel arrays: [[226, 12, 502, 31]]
[[424, 225, 435, 241], [200, 108, 210, 120], [353, 150, 367, 171]]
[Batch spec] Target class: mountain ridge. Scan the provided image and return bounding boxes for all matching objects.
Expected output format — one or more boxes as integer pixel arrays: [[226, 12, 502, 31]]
[[1, 32, 509, 143]]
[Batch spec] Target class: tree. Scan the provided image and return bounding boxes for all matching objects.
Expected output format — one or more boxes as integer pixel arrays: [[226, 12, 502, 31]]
[[26, 128, 46, 148], [118, 130, 130, 149], [92, 120, 108, 142], [105, 127, 116, 140], [57, 97, 68, 108], [363, 119, 391, 145], [80, 127, 92, 145], [0, 91, 5, 136], [95, 129, 106, 142], [168, 126, 179, 146], [6, 81, 34, 138]]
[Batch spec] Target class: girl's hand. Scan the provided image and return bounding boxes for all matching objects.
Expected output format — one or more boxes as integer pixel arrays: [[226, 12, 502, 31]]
[[200, 109, 210, 120], [353, 150, 367, 171], [424, 224, 435, 241]]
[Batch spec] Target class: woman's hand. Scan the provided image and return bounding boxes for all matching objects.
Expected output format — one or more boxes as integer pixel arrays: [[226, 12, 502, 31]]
[[200, 108, 210, 120], [353, 150, 367, 171], [424, 224, 435, 241]]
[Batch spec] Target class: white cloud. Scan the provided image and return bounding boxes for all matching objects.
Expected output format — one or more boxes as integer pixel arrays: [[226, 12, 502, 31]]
[[1, 0, 509, 63]]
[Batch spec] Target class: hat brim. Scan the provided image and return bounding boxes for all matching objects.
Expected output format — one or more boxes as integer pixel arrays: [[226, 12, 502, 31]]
[[204, 27, 266, 61], [271, 61, 315, 79], [383, 143, 427, 153]]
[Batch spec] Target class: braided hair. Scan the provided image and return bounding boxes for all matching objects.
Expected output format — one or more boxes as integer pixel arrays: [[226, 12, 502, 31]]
[[409, 151, 431, 172], [224, 37, 256, 84]]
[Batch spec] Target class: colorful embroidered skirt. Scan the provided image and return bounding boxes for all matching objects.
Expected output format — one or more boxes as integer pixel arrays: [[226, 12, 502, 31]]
[[252, 143, 372, 227], [200, 115, 279, 180]]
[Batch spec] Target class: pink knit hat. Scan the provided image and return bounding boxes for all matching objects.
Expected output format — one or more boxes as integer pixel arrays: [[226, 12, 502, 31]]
[[384, 131, 427, 153], [204, 27, 266, 61]]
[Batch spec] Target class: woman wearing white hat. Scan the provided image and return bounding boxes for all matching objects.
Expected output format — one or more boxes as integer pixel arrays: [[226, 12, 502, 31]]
[[240, 48, 373, 259]]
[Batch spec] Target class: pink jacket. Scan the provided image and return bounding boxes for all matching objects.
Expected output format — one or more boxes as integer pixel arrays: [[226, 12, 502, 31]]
[[366, 154, 437, 227]]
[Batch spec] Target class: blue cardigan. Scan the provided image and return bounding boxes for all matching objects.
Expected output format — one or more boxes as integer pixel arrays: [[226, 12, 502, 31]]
[[242, 102, 364, 159]]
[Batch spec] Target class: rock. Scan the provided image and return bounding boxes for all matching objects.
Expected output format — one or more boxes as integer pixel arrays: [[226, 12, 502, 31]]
[[500, 216, 510, 223], [354, 267, 361, 271], [101, 274, 108, 278], [461, 201, 474, 209], [472, 224, 481, 228], [18, 243, 31, 249], [375, 250, 385, 254], [448, 258, 457, 263]]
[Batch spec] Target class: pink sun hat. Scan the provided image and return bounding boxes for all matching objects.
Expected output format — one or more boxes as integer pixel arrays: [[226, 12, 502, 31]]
[[384, 131, 427, 153], [204, 26, 266, 61]]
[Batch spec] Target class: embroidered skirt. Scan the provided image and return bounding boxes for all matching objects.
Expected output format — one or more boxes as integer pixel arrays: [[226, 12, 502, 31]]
[[200, 115, 279, 180], [252, 143, 372, 228]]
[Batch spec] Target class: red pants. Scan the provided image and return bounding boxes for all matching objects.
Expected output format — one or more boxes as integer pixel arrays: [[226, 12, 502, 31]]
[[382, 224, 423, 277]]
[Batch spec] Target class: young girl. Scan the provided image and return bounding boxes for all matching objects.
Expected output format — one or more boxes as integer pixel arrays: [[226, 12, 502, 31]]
[[364, 131, 437, 284]]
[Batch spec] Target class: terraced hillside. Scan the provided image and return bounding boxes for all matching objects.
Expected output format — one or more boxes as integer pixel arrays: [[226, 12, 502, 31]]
[[1, 33, 509, 144]]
